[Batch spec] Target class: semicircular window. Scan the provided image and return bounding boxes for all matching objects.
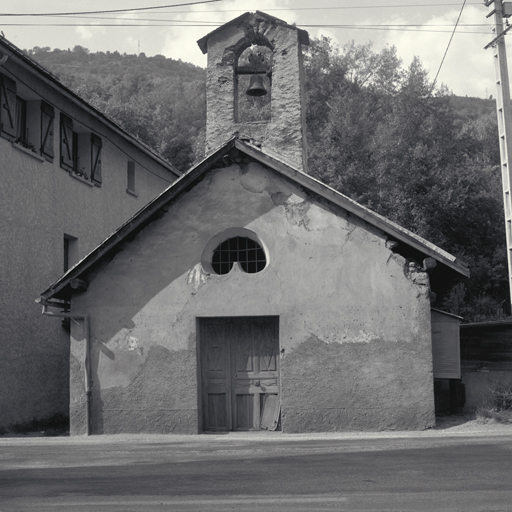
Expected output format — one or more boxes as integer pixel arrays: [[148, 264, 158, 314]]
[[212, 236, 266, 275]]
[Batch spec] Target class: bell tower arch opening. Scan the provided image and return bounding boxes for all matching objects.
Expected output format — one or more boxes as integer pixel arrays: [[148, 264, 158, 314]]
[[235, 45, 273, 123]]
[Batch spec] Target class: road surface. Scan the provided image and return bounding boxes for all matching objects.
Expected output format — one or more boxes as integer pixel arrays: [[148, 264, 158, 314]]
[[1, 431, 511, 511]]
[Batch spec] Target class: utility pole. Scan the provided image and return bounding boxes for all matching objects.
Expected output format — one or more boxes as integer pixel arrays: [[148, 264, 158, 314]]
[[485, 0, 512, 306]]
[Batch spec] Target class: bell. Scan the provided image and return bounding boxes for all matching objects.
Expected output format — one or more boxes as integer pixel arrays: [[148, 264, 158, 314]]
[[246, 74, 267, 97]]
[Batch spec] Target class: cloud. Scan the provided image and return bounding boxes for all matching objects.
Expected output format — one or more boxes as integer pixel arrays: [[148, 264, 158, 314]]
[[376, 6, 497, 97], [161, 0, 295, 67], [75, 23, 105, 43], [76, 26, 94, 41]]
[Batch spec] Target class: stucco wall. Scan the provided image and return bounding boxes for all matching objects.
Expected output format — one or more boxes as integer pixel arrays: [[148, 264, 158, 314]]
[[70, 160, 435, 434], [0, 59, 177, 428]]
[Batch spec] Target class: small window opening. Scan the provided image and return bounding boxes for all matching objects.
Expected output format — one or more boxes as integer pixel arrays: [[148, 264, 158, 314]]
[[64, 234, 78, 272], [212, 236, 266, 275]]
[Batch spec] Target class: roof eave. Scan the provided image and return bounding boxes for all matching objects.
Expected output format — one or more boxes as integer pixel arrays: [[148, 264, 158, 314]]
[[40, 137, 469, 302], [39, 139, 237, 302], [0, 38, 181, 178], [234, 140, 470, 278]]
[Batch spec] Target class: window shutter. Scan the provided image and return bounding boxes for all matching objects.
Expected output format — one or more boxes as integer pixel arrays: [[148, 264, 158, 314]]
[[0, 73, 17, 140], [91, 133, 102, 186], [40, 101, 55, 161], [60, 114, 74, 170]]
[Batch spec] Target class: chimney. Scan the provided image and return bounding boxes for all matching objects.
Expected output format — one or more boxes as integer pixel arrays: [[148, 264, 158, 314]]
[[197, 11, 310, 173]]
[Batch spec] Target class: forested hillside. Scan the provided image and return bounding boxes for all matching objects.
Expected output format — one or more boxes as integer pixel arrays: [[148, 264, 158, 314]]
[[29, 45, 206, 170], [29, 41, 507, 322]]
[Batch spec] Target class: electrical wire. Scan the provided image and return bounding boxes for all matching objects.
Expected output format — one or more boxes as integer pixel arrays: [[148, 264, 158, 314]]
[[0, 23, 490, 35], [0, 0, 222, 17], [431, 0, 467, 90], [0, 11, 493, 26], [0, 2, 485, 17]]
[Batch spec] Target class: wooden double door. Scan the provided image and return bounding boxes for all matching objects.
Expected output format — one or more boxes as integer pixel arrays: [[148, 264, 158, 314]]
[[200, 316, 280, 431]]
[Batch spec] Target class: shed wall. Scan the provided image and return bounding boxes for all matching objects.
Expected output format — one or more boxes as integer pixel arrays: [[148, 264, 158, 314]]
[[460, 324, 512, 409]]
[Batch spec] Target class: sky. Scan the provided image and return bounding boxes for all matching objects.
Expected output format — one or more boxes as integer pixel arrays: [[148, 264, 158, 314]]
[[0, 1, 506, 98]]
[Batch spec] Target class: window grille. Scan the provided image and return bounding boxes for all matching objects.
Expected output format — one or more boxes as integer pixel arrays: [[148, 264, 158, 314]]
[[211, 236, 266, 275]]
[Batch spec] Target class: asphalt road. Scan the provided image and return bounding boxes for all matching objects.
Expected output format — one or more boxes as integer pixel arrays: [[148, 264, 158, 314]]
[[1, 432, 511, 511]]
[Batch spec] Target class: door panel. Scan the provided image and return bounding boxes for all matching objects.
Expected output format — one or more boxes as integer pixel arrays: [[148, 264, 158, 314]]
[[200, 317, 279, 431], [201, 320, 232, 431]]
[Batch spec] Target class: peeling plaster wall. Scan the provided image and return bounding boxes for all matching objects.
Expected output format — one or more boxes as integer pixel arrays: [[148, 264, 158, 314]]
[[71, 161, 435, 434], [0, 58, 177, 428], [205, 13, 308, 172]]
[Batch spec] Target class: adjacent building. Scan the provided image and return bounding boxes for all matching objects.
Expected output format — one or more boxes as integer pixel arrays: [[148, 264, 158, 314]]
[[0, 36, 180, 429]]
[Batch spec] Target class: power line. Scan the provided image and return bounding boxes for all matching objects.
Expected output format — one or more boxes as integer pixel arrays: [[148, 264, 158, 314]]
[[0, 22, 490, 35], [432, 0, 467, 90], [0, 2, 486, 18], [150, 2, 484, 14], [0, 0, 222, 17], [1, 11, 493, 26]]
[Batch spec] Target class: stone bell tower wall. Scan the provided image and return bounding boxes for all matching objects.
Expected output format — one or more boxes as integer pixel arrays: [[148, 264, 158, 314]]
[[201, 12, 309, 172]]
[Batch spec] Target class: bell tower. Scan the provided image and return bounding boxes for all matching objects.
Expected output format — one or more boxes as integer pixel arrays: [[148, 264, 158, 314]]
[[197, 11, 310, 173]]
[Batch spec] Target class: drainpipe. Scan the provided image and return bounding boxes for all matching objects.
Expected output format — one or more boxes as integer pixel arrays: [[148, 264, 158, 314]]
[[41, 304, 91, 435]]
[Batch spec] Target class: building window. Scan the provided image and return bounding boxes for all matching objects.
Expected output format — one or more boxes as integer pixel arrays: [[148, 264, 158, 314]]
[[15, 96, 27, 143], [60, 113, 102, 186], [60, 113, 74, 171], [212, 236, 266, 275], [40, 101, 55, 162], [1, 74, 53, 159], [90, 133, 102, 186], [127, 161, 136, 195], [0, 73, 17, 140], [64, 234, 78, 272]]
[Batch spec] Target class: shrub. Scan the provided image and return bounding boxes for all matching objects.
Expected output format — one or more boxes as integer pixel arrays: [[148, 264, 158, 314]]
[[474, 381, 512, 424], [489, 381, 512, 411]]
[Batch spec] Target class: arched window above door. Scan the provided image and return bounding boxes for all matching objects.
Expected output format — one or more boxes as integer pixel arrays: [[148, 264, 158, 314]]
[[201, 228, 267, 275]]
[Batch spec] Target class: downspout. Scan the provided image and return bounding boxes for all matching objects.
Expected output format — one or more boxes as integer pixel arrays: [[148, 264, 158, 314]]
[[41, 304, 91, 435]]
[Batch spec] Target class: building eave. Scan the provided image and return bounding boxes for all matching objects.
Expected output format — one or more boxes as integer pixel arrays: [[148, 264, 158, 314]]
[[39, 137, 469, 302], [235, 140, 470, 279], [39, 139, 237, 302], [0, 36, 182, 178]]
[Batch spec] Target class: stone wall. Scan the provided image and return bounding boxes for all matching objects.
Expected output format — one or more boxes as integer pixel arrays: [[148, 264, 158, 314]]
[[204, 13, 308, 172]]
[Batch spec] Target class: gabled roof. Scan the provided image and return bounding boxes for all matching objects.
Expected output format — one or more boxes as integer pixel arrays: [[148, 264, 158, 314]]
[[38, 138, 469, 302], [197, 11, 309, 54], [0, 36, 181, 178]]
